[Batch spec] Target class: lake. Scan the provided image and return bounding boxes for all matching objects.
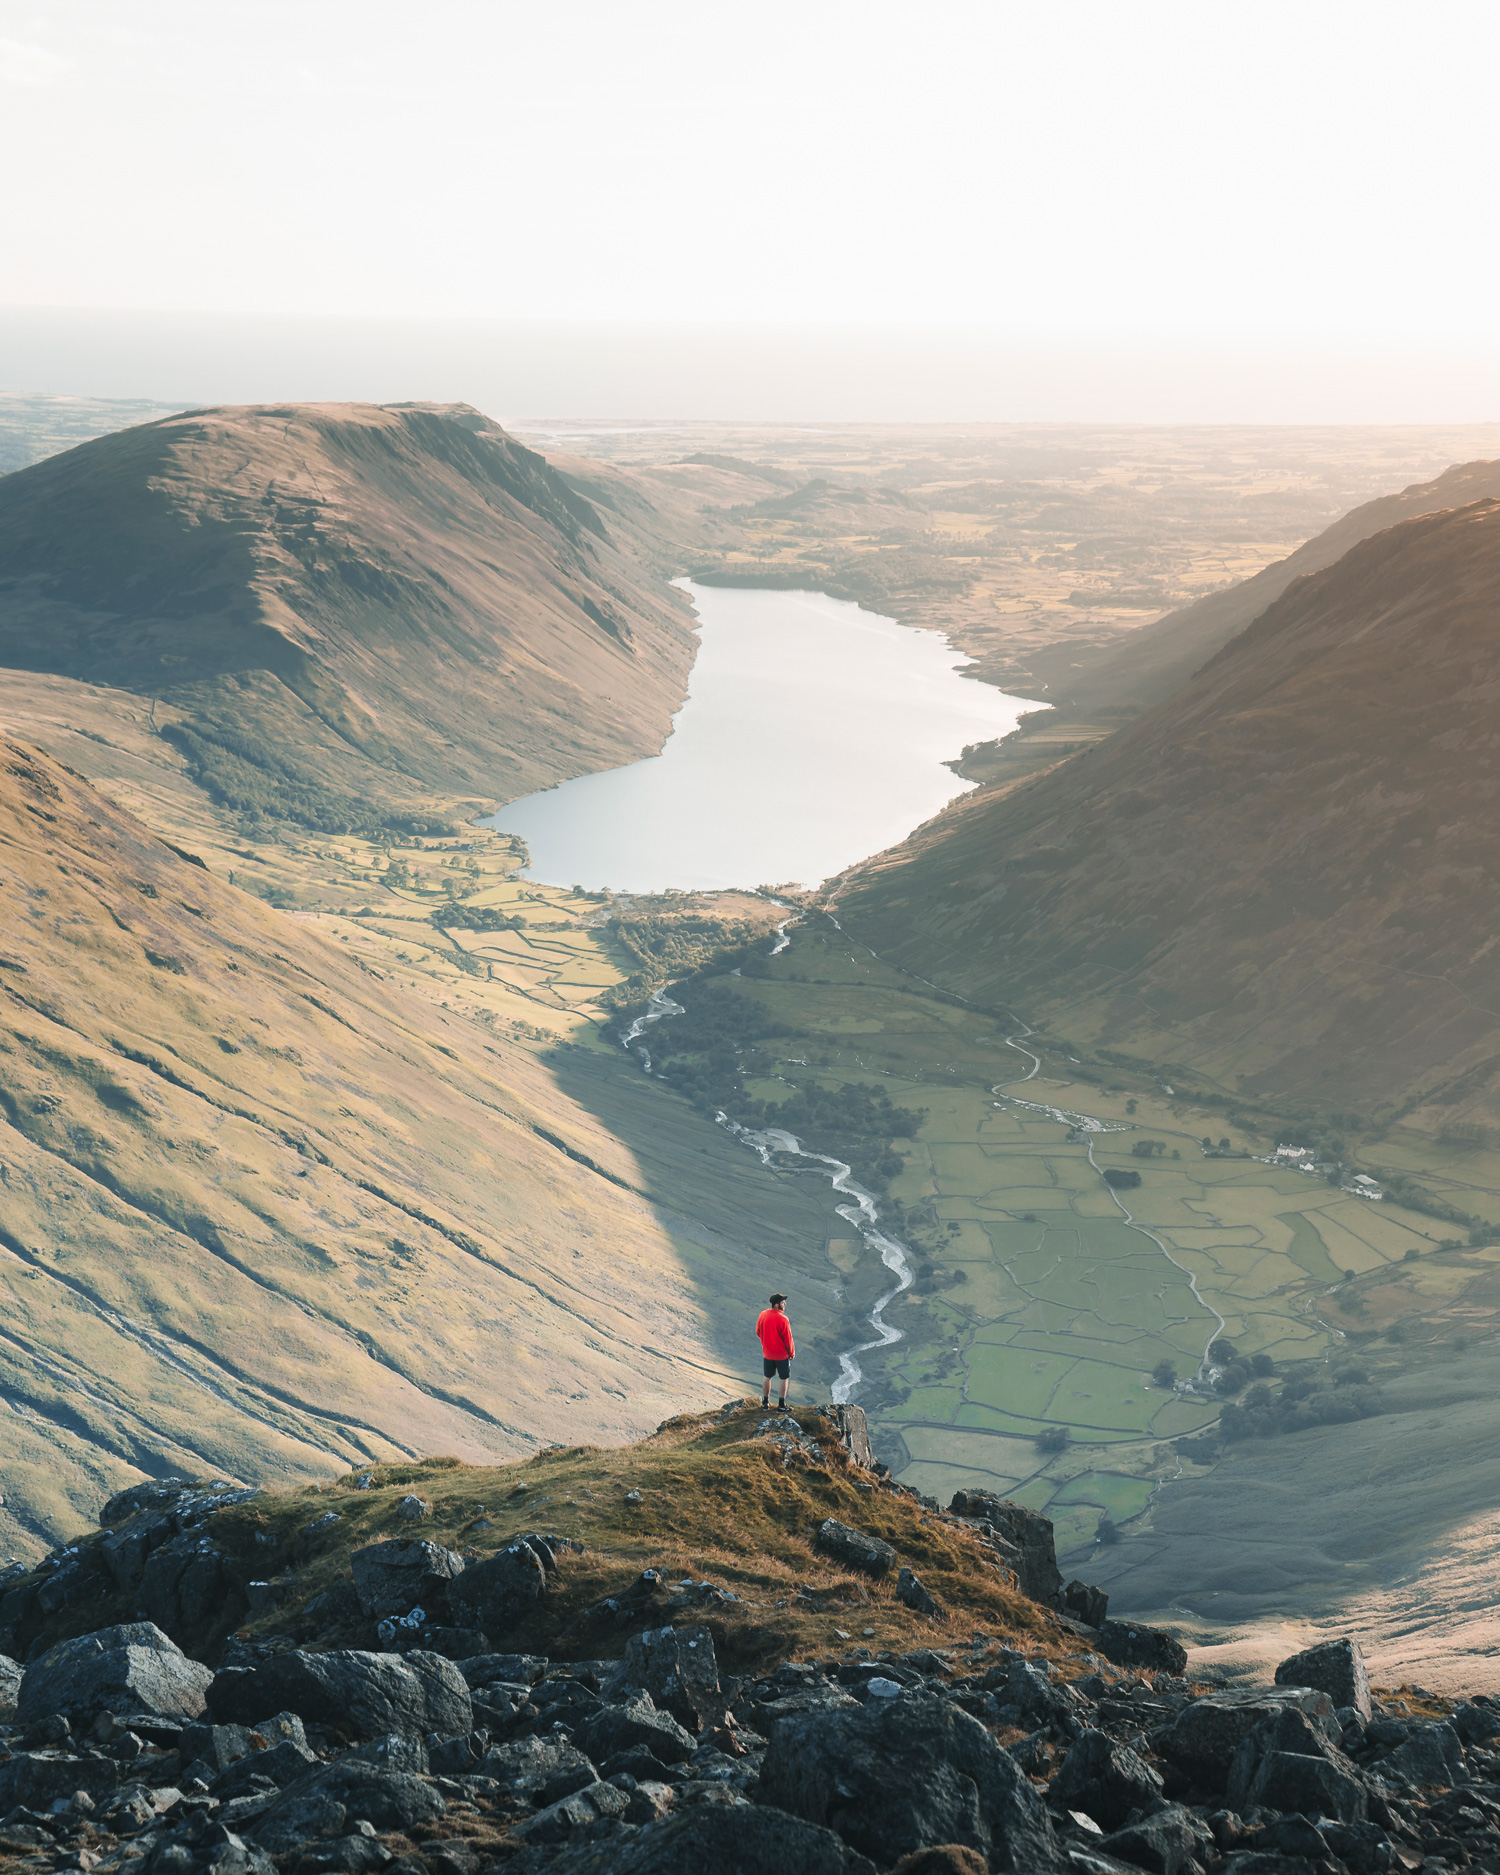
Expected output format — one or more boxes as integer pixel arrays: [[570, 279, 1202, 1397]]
[[485, 581, 1028, 891]]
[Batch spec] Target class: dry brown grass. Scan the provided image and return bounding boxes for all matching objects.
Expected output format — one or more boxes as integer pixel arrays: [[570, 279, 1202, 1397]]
[[197, 1402, 1083, 1674]]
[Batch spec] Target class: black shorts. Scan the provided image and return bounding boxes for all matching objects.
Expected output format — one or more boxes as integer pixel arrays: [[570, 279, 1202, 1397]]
[[762, 1357, 790, 1379]]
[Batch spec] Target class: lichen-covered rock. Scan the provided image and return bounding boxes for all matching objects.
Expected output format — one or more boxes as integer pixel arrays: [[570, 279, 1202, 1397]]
[[0, 1650, 20, 1715], [1274, 1637, 1371, 1723], [759, 1688, 1062, 1868], [18, 1620, 213, 1724], [815, 1519, 897, 1577]]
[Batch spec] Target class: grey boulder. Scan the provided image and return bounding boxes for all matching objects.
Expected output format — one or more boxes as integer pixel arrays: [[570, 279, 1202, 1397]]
[[139, 1536, 227, 1640], [1158, 1686, 1336, 1790], [1227, 1707, 1367, 1822], [897, 1567, 943, 1618], [1274, 1637, 1372, 1723], [1095, 1618, 1187, 1677], [208, 1647, 471, 1740], [349, 1540, 465, 1620], [508, 1802, 878, 1875], [579, 1691, 697, 1766], [947, 1490, 1063, 1605], [251, 1756, 446, 1854], [0, 1651, 20, 1715], [448, 1540, 549, 1636], [759, 1688, 1062, 1868], [815, 1519, 897, 1577], [1050, 1728, 1164, 1830], [610, 1624, 720, 1727], [18, 1620, 213, 1724], [1100, 1804, 1216, 1875], [511, 1779, 631, 1844], [1380, 1719, 1465, 1792], [0, 1748, 131, 1812], [484, 1732, 598, 1798]]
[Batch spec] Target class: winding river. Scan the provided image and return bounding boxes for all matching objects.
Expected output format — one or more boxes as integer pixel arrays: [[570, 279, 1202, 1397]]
[[620, 916, 916, 1402]]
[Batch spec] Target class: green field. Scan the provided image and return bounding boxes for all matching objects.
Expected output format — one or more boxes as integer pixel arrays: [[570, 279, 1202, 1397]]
[[714, 921, 1466, 1564]]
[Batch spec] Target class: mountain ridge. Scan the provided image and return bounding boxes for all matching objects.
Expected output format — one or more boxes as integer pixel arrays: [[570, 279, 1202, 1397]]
[[0, 402, 698, 822]]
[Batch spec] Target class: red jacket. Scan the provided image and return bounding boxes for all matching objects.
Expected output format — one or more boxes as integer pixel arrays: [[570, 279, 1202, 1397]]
[[756, 1307, 795, 1360]]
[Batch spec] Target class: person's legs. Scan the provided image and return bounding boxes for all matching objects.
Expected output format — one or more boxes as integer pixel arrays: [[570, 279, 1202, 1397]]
[[778, 1362, 789, 1407], [761, 1357, 774, 1407]]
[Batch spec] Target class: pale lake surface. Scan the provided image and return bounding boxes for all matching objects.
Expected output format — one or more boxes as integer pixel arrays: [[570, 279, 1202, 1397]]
[[485, 582, 1029, 892]]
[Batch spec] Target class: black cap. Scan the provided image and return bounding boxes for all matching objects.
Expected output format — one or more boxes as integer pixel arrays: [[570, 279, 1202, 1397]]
[[770, 1292, 787, 1306]]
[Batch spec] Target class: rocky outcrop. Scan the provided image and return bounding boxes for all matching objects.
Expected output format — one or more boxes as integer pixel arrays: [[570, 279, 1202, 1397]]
[[948, 1490, 1065, 1605], [4, 1605, 1500, 1875]]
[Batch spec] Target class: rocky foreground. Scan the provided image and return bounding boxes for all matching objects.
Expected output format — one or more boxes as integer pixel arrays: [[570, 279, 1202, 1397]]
[[1, 1404, 1496, 1875]]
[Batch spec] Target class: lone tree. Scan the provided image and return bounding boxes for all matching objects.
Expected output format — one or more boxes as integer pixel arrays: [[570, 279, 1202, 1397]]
[[1096, 1514, 1120, 1546], [1152, 1358, 1177, 1388]]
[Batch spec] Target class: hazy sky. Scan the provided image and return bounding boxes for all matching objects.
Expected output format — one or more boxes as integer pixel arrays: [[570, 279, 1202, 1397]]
[[2, 1, 1497, 417]]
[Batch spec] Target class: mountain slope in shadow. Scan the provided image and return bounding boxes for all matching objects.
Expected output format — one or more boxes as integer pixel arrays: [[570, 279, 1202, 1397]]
[[837, 494, 1500, 1124]]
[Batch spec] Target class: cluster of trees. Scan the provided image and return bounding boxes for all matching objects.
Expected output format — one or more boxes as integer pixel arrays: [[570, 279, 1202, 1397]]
[[1131, 1139, 1181, 1159], [1103, 1167, 1142, 1190], [1207, 1340, 1276, 1395], [162, 720, 446, 838], [1219, 1365, 1383, 1440], [431, 904, 525, 932], [601, 912, 769, 1010]]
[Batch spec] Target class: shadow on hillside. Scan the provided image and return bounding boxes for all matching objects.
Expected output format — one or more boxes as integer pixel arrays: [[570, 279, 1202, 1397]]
[[539, 1035, 852, 1397]]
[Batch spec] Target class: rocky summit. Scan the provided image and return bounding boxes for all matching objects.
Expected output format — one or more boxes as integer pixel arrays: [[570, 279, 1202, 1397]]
[[0, 1404, 1496, 1875]]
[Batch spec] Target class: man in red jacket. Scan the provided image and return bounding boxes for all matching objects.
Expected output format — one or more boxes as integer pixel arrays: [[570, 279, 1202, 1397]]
[[757, 1292, 796, 1409]]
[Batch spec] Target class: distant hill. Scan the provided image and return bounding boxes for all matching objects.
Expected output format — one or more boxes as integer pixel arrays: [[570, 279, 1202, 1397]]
[[0, 403, 697, 826], [1051, 457, 1500, 714], [0, 741, 835, 1560], [837, 496, 1500, 1128]]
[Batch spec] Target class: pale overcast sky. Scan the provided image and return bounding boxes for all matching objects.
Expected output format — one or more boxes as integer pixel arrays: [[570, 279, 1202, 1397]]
[[1, 0, 1497, 417]]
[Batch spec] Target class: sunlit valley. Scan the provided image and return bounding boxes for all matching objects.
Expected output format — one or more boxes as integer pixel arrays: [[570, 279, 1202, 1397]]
[[5, 10, 1500, 1873]]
